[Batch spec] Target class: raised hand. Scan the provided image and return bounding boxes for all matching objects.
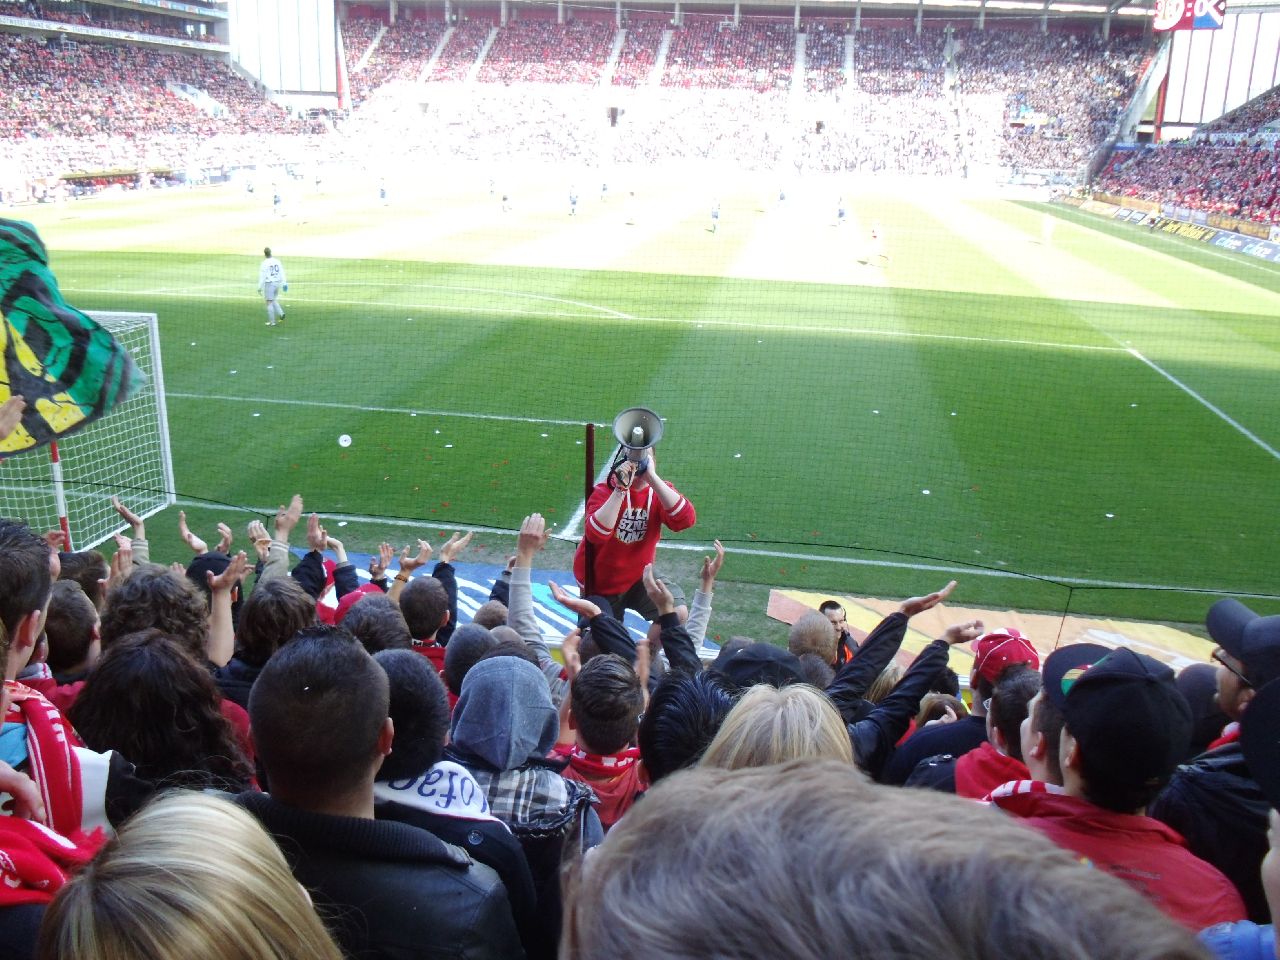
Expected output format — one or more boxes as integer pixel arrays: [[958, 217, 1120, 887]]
[[111, 496, 145, 538], [178, 511, 209, 554], [207, 551, 249, 594], [274, 494, 303, 540], [438, 531, 473, 565], [642, 563, 675, 617], [398, 539, 433, 573], [700, 539, 725, 592], [246, 520, 271, 562], [549, 580, 601, 620], [370, 542, 394, 580], [942, 619, 984, 646], [0, 395, 25, 442], [516, 513, 549, 561], [899, 580, 957, 618], [214, 522, 233, 554]]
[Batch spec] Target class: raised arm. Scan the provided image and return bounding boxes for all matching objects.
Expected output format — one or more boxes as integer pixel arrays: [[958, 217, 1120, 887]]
[[644, 564, 701, 675], [825, 580, 957, 720], [684, 539, 724, 648]]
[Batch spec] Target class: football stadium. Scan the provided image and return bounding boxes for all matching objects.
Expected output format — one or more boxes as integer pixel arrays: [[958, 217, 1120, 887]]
[[2, 0, 1280, 952]]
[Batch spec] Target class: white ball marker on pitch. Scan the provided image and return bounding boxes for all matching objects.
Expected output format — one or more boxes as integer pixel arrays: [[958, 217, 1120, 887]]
[[338, 434, 352, 447]]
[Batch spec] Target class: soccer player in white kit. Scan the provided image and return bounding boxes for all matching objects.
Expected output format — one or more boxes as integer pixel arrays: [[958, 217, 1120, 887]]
[[258, 247, 287, 326]]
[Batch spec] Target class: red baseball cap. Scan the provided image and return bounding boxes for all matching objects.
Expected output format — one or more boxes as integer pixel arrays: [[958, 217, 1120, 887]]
[[971, 628, 1040, 685]]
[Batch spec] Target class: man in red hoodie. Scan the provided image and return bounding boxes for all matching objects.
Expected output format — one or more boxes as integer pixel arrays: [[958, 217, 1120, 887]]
[[572, 446, 695, 623], [989, 643, 1246, 931]]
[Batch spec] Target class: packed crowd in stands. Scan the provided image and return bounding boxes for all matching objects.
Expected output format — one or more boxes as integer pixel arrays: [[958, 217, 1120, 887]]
[[341, 17, 386, 107], [0, 377, 1278, 959], [609, 17, 664, 88], [1205, 86, 1280, 135], [1097, 140, 1280, 224], [0, 1, 220, 44], [478, 19, 615, 85], [663, 19, 795, 92], [803, 19, 847, 93], [952, 30, 1147, 172], [347, 19, 448, 106], [424, 18, 492, 83], [0, 17, 1150, 182]]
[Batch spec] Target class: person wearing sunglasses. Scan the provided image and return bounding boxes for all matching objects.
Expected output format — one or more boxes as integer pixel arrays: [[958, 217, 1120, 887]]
[[1150, 600, 1280, 924]]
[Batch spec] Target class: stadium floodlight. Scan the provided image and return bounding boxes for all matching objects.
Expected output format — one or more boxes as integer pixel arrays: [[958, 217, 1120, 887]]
[[0, 313, 175, 550]]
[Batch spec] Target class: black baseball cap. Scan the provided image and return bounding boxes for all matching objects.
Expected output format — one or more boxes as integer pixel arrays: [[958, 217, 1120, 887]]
[[711, 643, 804, 690], [1207, 599, 1280, 688], [1043, 644, 1192, 791]]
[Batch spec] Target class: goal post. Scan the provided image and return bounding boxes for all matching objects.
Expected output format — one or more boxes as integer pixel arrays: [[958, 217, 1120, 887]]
[[0, 312, 175, 550]]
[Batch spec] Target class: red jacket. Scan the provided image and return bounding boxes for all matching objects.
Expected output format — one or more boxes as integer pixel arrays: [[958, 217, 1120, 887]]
[[551, 744, 643, 831], [988, 780, 1247, 930], [954, 742, 1028, 799], [573, 480, 695, 596]]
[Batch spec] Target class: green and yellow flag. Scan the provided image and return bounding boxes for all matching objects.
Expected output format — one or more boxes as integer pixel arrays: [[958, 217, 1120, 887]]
[[0, 218, 144, 454]]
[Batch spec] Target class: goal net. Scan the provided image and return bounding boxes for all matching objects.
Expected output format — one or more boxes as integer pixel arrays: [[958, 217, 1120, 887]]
[[0, 312, 174, 550]]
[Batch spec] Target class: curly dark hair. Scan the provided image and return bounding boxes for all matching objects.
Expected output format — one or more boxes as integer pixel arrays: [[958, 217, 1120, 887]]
[[69, 629, 252, 791], [100, 565, 209, 661]]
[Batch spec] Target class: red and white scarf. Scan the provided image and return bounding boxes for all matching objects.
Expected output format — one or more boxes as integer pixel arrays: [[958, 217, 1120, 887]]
[[4, 681, 84, 836], [562, 745, 641, 780], [0, 818, 102, 906]]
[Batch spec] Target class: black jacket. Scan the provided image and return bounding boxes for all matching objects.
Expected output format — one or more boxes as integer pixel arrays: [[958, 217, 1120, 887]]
[[378, 798, 545, 960], [881, 714, 989, 786], [238, 792, 525, 960], [1148, 741, 1271, 923], [826, 613, 953, 780], [213, 654, 262, 712]]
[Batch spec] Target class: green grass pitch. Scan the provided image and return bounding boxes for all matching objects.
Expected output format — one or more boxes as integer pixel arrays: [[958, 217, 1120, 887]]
[[15, 169, 1280, 627]]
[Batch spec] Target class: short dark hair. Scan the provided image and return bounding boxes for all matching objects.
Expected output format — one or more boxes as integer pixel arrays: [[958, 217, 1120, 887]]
[[572, 655, 644, 756], [100, 565, 208, 660], [69, 629, 251, 790], [341, 594, 411, 655], [442, 624, 496, 696], [0, 518, 53, 660], [817, 601, 843, 615], [638, 670, 737, 783], [236, 577, 316, 667], [989, 669, 1041, 763], [399, 577, 449, 640], [470, 600, 508, 629], [796, 653, 834, 689], [1031, 691, 1066, 784], [974, 661, 1034, 705], [374, 649, 450, 781], [249, 627, 388, 797], [44, 580, 98, 674], [264, 246, 271, 257], [930, 667, 961, 698], [57, 550, 108, 610]]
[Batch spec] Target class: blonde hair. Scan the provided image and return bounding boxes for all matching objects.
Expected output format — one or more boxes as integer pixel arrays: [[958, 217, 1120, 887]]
[[700, 685, 854, 770], [865, 662, 903, 704], [562, 761, 1208, 960], [38, 792, 343, 960]]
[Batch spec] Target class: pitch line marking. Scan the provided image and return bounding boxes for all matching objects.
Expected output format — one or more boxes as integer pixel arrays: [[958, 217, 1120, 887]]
[[165, 500, 1277, 598], [1125, 348, 1280, 462], [561, 453, 614, 541], [166, 392, 596, 428], [66, 287, 1124, 354], [166, 280, 636, 320]]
